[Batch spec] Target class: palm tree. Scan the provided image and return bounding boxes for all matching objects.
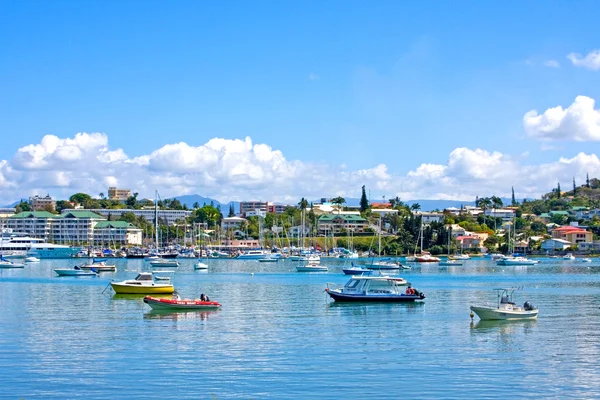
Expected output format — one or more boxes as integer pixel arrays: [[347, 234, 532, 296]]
[[297, 197, 309, 210], [99, 192, 105, 199], [410, 203, 421, 212], [331, 196, 346, 213]]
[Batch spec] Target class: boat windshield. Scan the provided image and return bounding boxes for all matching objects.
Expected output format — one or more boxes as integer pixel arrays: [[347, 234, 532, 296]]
[[135, 274, 153, 281]]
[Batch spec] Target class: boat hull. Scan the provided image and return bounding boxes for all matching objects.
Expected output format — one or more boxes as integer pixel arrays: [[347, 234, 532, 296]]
[[144, 296, 221, 310], [0, 262, 25, 268], [326, 290, 425, 302], [342, 268, 371, 275], [54, 269, 97, 276], [79, 265, 117, 272], [110, 282, 174, 294], [296, 266, 328, 272], [470, 306, 538, 320]]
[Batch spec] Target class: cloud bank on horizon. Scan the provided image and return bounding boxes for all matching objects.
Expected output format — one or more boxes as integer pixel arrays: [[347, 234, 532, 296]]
[[1, 122, 599, 205]]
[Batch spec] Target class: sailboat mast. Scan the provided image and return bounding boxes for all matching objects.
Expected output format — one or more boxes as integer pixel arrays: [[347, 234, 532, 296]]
[[155, 190, 159, 251]]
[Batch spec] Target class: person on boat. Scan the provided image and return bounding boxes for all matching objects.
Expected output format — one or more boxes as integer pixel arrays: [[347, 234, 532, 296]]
[[172, 291, 181, 300], [200, 293, 206, 301], [406, 286, 415, 295]]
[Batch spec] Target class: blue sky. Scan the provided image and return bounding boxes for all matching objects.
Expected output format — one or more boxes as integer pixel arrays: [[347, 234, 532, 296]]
[[1, 1, 600, 203]]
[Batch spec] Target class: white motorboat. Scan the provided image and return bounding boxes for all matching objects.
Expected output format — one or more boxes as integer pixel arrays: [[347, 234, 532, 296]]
[[150, 259, 179, 268], [439, 259, 463, 266], [326, 275, 424, 302], [24, 256, 40, 263], [194, 261, 209, 270], [367, 258, 404, 270], [562, 253, 575, 260], [236, 250, 273, 260], [450, 254, 470, 260], [0, 259, 25, 268], [79, 260, 117, 272], [416, 253, 441, 263], [299, 254, 321, 263], [581, 258, 592, 263], [470, 288, 538, 320], [496, 256, 539, 266], [296, 261, 328, 272]]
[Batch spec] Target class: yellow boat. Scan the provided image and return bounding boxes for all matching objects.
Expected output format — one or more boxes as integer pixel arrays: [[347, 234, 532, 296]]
[[110, 272, 174, 294]]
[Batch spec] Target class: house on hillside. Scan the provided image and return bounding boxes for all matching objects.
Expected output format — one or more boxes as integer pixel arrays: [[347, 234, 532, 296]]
[[551, 226, 593, 244], [541, 238, 572, 251]]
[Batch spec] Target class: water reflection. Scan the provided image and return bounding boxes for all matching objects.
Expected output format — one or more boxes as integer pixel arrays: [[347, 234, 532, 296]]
[[470, 318, 538, 332], [144, 309, 219, 320]]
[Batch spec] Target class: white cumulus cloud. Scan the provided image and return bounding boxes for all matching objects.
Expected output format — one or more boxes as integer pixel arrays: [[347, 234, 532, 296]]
[[567, 50, 600, 70], [523, 96, 600, 141], [1, 132, 600, 205]]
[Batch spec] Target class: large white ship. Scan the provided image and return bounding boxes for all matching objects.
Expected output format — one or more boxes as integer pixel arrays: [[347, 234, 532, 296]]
[[0, 236, 80, 258]]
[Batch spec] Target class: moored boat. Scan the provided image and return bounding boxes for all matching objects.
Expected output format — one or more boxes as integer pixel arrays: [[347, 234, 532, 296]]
[[296, 261, 328, 272], [24, 256, 40, 263], [342, 263, 372, 275], [110, 272, 175, 294], [0, 259, 25, 268], [325, 275, 424, 302], [143, 295, 221, 311], [470, 288, 538, 320], [149, 259, 179, 268], [194, 261, 209, 270], [54, 266, 98, 276], [439, 259, 463, 266], [79, 259, 117, 272], [496, 256, 539, 266]]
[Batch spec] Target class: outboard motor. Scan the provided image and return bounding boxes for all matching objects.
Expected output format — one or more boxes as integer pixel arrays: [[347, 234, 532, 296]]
[[523, 301, 535, 311]]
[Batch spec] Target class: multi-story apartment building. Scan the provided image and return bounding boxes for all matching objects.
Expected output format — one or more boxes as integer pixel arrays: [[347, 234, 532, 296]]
[[29, 195, 56, 211], [240, 201, 290, 217], [0, 210, 141, 245], [317, 214, 368, 236], [89, 208, 192, 226], [107, 187, 132, 201], [93, 221, 142, 246]]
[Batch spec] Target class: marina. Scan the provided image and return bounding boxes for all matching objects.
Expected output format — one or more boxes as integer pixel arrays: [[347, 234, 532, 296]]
[[1, 257, 600, 398]]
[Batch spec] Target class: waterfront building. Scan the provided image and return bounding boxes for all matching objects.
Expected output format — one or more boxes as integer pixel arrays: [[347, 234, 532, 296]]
[[0, 210, 142, 246], [51, 210, 105, 244], [29, 194, 56, 211], [107, 187, 131, 201], [89, 208, 192, 226], [93, 221, 143, 246], [1, 211, 55, 240], [317, 214, 368, 236]]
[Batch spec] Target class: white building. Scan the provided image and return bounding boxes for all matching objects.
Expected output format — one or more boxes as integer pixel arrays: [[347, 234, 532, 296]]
[[221, 217, 247, 230], [540, 238, 572, 251], [416, 211, 444, 224], [93, 221, 142, 246], [89, 208, 192, 226], [484, 208, 516, 222]]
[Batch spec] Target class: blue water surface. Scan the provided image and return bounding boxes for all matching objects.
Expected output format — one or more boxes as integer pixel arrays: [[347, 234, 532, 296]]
[[1, 257, 599, 399]]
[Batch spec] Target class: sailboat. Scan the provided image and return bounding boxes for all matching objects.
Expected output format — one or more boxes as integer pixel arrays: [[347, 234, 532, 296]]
[[439, 228, 462, 266], [367, 216, 408, 270], [415, 217, 441, 263], [195, 230, 209, 270], [149, 190, 179, 268]]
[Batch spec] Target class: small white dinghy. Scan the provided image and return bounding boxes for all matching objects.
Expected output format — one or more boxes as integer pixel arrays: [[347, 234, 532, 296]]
[[194, 262, 208, 270], [470, 288, 538, 321]]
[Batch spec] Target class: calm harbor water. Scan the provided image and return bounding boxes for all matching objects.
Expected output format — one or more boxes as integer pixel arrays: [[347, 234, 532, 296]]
[[1, 257, 600, 399]]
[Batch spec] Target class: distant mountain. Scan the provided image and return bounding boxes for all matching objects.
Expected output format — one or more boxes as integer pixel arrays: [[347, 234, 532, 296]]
[[1, 201, 20, 208], [171, 194, 240, 213]]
